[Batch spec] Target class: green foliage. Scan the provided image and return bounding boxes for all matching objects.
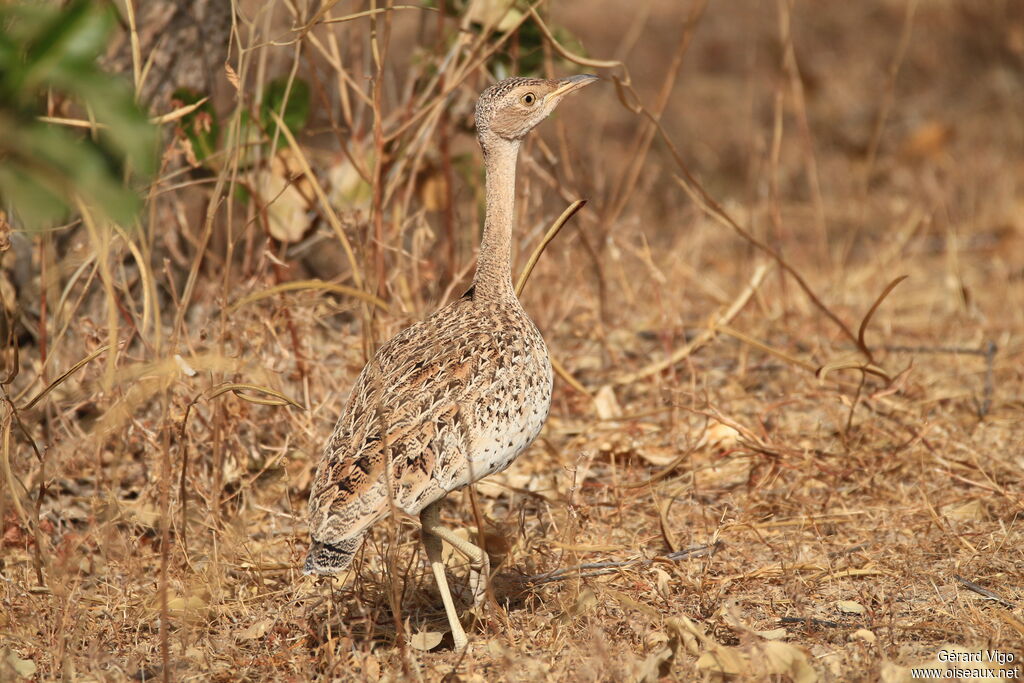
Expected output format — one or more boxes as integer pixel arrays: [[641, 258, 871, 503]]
[[171, 77, 313, 175], [172, 88, 220, 163], [0, 0, 157, 231], [228, 78, 310, 206], [261, 78, 310, 136], [490, 17, 547, 76], [424, 0, 587, 78]]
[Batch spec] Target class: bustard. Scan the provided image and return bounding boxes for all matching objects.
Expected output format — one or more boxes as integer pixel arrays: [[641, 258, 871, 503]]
[[305, 74, 598, 650]]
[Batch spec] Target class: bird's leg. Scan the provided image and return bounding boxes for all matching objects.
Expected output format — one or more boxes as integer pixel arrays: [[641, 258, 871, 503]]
[[420, 501, 468, 650], [419, 502, 490, 606]]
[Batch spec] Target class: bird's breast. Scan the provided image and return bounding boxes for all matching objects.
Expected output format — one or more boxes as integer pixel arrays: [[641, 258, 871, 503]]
[[454, 323, 553, 488]]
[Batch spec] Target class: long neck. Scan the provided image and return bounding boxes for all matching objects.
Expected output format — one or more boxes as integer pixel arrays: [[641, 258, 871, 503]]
[[472, 137, 520, 302]]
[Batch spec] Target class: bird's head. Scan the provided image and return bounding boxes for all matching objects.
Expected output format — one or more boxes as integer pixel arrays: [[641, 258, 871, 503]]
[[475, 74, 598, 151]]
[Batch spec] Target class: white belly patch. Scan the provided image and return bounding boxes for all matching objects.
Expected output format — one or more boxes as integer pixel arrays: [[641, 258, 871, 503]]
[[452, 359, 552, 490]]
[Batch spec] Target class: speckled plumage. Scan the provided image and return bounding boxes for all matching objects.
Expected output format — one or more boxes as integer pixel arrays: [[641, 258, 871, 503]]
[[305, 292, 552, 569], [305, 73, 598, 649]]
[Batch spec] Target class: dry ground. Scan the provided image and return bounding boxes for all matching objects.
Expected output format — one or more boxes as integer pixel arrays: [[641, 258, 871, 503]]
[[2, 0, 1023, 680]]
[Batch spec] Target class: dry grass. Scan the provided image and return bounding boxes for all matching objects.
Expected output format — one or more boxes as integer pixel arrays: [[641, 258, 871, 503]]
[[2, 0, 1023, 680]]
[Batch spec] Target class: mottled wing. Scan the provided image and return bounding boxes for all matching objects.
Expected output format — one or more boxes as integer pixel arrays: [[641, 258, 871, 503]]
[[307, 299, 495, 548]]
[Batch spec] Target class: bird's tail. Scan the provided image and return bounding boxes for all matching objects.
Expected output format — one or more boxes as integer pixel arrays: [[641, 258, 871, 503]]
[[303, 537, 361, 575]]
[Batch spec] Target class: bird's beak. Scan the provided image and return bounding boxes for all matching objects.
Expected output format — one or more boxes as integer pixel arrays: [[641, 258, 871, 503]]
[[547, 74, 600, 101]]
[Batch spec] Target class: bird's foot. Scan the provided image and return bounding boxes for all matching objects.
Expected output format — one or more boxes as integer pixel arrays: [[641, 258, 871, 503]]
[[467, 553, 491, 607]]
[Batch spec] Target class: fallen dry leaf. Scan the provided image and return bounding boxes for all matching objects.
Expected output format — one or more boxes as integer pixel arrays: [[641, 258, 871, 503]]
[[557, 588, 598, 624], [702, 421, 741, 450], [850, 629, 877, 644], [760, 641, 818, 683], [696, 646, 747, 677], [409, 630, 444, 651], [835, 600, 867, 615], [944, 499, 988, 522], [594, 384, 623, 420], [2, 649, 36, 678], [258, 167, 310, 243], [237, 619, 272, 641]]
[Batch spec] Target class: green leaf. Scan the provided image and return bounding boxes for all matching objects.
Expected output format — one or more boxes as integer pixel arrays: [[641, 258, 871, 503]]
[[0, 3, 54, 46], [261, 78, 310, 135], [44, 66, 157, 176], [0, 118, 142, 229], [0, 0, 157, 232], [0, 163, 70, 229], [18, 0, 114, 94]]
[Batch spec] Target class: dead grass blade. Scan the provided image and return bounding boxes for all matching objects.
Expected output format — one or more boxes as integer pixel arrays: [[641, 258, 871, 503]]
[[672, 175, 861, 345], [313, 5, 436, 27], [817, 274, 908, 431], [526, 7, 624, 70], [512, 199, 591, 397], [0, 412, 41, 582], [657, 497, 680, 553], [607, 0, 708, 226], [380, 0, 544, 145], [811, 568, 895, 581], [615, 262, 770, 384], [716, 325, 817, 374], [592, 55, 881, 366], [816, 359, 892, 384], [35, 115, 108, 130], [205, 382, 304, 409], [855, 275, 908, 363], [226, 279, 389, 314], [551, 356, 591, 397], [267, 110, 365, 292], [151, 97, 210, 125], [40, 97, 212, 129], [76, 201, 119, 390], [112, 224, 155, 338], [21, 344, 112, 411], [515, 200, 587, 296], [619, 447, 696, 490], [177, 381, 302, 549]]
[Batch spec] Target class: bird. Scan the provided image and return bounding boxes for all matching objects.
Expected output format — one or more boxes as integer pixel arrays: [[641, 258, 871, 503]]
[[304, 74, 598, 650]]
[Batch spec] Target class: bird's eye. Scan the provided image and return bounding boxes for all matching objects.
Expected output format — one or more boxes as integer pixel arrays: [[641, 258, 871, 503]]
[[521, 92, 536, 106]]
